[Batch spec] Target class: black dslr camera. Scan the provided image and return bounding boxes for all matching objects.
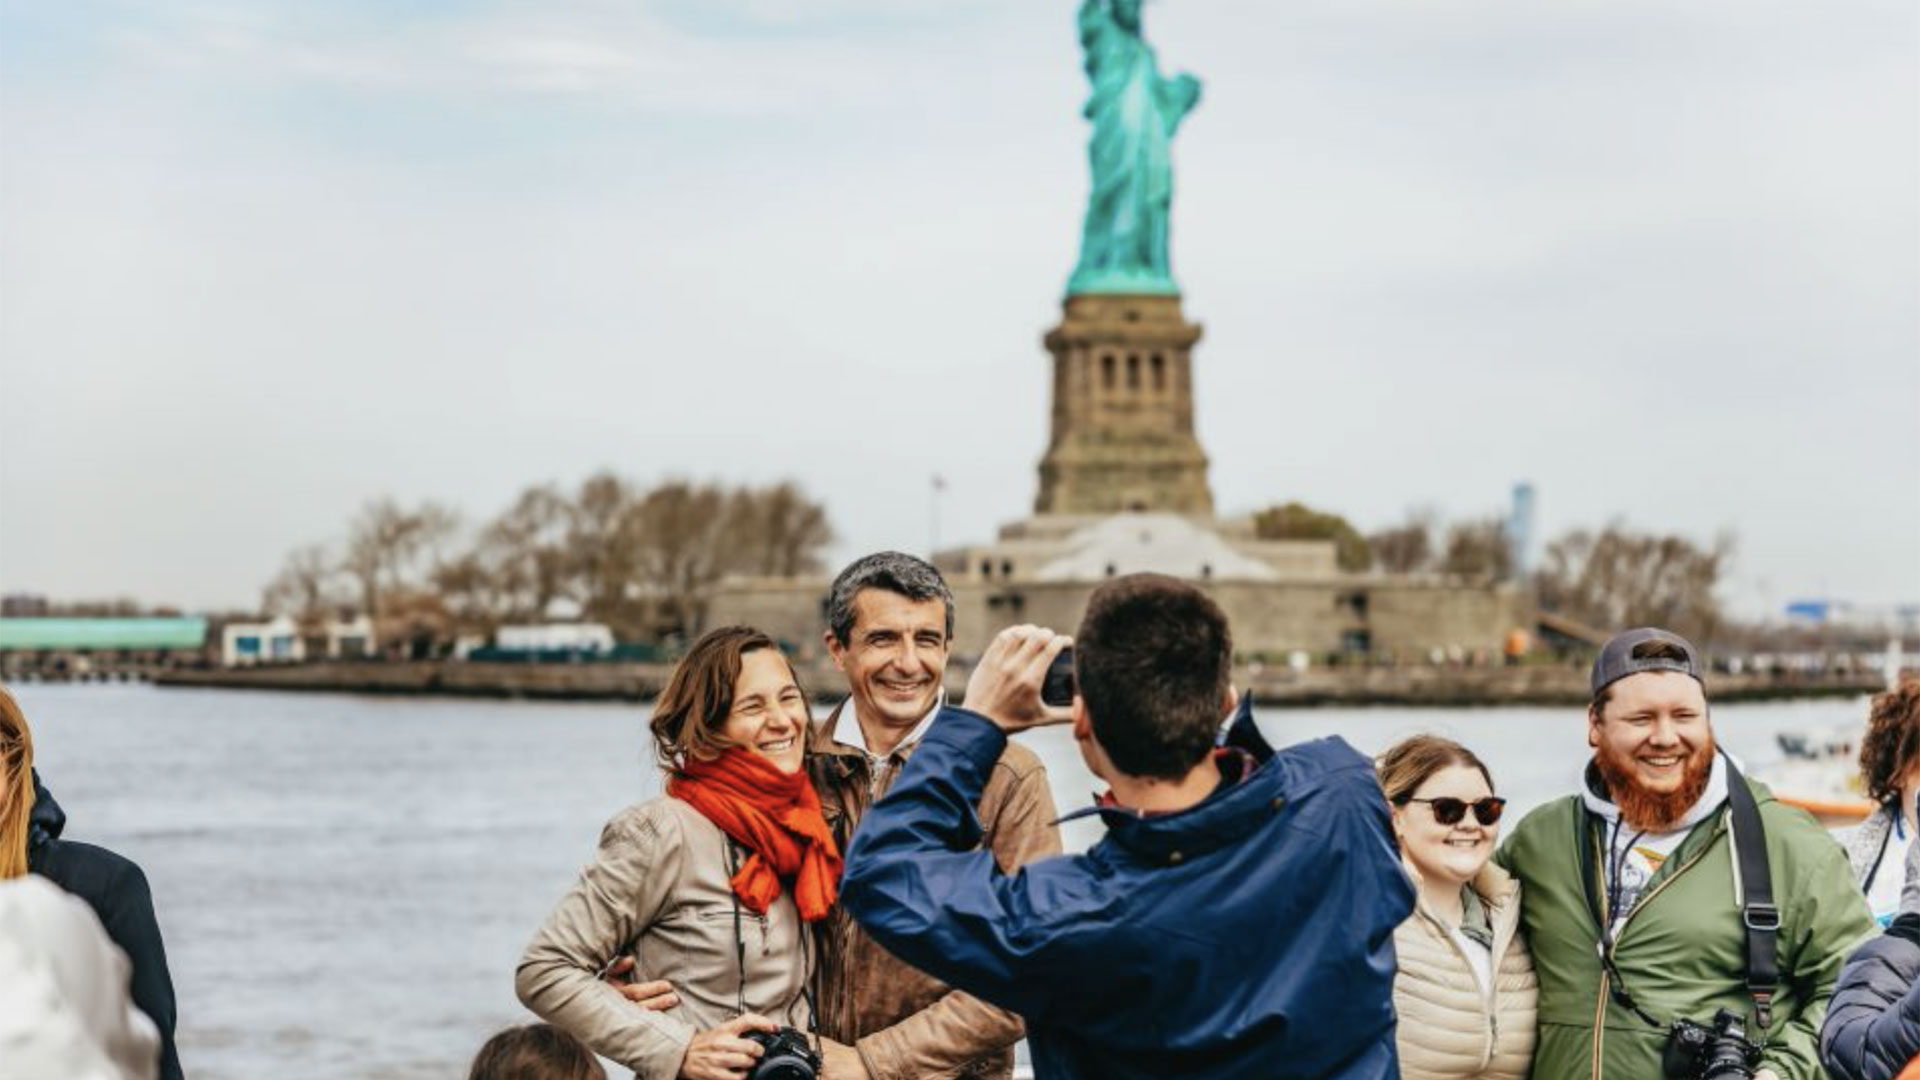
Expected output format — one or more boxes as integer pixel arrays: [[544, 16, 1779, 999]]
[[1661, 1008, 1761, 1080], [745, 1027, 820, 1080]]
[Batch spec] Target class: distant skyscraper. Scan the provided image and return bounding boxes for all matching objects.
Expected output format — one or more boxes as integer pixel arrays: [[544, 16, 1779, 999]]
[[1507, 482, 1536, 576]]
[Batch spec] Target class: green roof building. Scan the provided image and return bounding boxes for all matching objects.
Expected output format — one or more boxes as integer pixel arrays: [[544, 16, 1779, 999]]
[[0, 617, 210, 652]]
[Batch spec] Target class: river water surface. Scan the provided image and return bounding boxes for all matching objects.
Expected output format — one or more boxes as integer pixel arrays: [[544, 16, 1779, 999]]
[[12, 682, 1868, 1079]]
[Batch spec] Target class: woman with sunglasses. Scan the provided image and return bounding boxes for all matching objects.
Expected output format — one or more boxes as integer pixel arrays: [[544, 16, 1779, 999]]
[[1377, 735, 1537, 1080]]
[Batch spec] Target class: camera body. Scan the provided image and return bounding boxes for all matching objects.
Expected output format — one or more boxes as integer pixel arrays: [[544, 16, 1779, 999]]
[[1041, 646, 1076, 707], [745, 1026, 820, 1080], [1661, 1008, 1760, 1080]]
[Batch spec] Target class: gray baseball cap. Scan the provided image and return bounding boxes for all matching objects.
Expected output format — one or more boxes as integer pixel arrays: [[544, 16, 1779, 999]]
[[1590, 627, 1703, 697]]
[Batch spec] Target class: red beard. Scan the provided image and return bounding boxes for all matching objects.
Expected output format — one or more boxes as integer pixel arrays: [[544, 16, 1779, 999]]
[[1593, 734, 1716, 832]]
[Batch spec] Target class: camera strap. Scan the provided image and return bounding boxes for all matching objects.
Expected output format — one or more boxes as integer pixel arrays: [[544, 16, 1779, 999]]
[[1574, 752, 1778, 1032], [728, 838, 825, 1053], [727, 840, 749, 1018], [1723, 758, 1779, 1030]]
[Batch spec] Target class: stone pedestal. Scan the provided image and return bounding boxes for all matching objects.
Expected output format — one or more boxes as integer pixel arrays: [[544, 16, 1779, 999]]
[[1034, 293, 1214, 515]]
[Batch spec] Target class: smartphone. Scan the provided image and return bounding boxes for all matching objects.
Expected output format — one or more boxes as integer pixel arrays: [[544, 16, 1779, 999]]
[[1041, 646, 1077, 707]]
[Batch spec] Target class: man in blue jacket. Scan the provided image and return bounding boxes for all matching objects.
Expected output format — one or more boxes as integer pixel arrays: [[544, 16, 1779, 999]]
[[840, 573, 1413, 1080]]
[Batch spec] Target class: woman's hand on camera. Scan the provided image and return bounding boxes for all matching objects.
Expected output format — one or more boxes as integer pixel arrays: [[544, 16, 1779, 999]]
[[677, 1014, 774, 1080], [964, 625, 1074, 733], [817, 1037, 870, 1080]]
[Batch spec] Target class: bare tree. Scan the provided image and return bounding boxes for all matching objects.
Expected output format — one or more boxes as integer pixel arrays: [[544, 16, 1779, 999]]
[[478, 483, 574, 620], [1368, 510, 1437, 574], [631, 480, 733, 639], [343, 497, 465, 646], [567, 472, 648, 635], [263, 543, 344, 633], [1439, 517, 1514, 582], [726, 482, 836, 578], [432, 554, 509, 640], [1534, 524, 1734, 643]]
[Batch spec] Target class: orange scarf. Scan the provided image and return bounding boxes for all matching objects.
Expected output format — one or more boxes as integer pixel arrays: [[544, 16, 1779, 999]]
[[668, 748, 841, 923]]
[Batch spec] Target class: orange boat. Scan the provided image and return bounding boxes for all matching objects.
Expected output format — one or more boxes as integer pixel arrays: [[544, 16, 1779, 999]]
[[1762, 727, 1872, 828]]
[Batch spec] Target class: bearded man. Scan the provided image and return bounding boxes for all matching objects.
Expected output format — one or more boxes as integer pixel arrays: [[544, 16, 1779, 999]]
[[1497, 627, 1873, 1080]]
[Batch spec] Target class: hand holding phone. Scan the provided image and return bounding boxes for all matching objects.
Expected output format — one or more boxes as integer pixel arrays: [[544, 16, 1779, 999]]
[[1041, 646, 1077, 707]]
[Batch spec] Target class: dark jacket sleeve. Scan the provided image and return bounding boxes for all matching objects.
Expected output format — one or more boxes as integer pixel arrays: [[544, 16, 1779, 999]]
[[34, 841, 184, 1080], [1821, 926, 1920, 1080], [840, 708, 1102, 1023]]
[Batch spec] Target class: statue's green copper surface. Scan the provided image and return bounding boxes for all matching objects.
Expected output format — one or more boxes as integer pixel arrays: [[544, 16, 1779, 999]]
[[1067, 0, 1201, 297]]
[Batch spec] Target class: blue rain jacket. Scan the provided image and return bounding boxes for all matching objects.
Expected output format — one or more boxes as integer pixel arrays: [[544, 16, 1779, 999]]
[[841, 702, 1413, 1080]]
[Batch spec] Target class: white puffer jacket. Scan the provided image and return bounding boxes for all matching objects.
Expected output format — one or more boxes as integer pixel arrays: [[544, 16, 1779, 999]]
[[1391, 861, 1538, 1080]]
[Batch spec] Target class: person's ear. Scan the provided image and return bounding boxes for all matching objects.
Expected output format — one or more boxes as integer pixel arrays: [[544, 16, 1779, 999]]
[[1586, 705, 1602, 749], [824, 629, 847, 671], [1222, 685, 1239, 718], [1071, 695, 1091, 742]]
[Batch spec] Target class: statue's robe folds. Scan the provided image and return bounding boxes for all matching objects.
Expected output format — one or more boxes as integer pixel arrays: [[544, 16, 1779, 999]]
[[1068, 0, 1201, 297]]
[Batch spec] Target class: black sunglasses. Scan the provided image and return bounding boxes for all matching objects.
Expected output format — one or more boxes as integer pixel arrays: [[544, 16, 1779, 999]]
[[1396, 796, 1506, 826]]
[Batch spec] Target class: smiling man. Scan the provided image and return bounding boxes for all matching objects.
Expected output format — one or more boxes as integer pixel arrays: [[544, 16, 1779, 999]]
[[807, 552, 1060, 1080], [1497, 628, 1873, 1080]]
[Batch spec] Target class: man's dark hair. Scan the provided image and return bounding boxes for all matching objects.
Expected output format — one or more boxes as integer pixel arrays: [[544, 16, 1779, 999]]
[[826, 551, 954, 645], [1076, 573, 1232, 781]]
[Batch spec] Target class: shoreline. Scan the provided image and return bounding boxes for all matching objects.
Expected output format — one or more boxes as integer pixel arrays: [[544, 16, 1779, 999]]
[[134, 660, 1890, 708]]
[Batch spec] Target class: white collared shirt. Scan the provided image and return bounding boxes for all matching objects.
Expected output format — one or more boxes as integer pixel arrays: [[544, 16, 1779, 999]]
[[832, 692, 945, 798]]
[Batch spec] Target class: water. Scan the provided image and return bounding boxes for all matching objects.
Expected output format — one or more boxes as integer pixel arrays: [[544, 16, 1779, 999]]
[[11, 682, 1869, 1079]]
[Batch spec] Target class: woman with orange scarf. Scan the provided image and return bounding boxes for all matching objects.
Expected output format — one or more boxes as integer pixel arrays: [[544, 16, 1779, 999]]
[[517, 627, 842, 1080]]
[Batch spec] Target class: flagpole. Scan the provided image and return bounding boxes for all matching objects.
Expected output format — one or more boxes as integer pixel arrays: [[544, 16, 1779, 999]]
[[929, 474, 944, 557]]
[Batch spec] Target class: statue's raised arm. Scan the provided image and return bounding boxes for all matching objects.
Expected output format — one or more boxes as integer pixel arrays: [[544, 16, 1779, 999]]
[[1068, 0, 1202, 297]]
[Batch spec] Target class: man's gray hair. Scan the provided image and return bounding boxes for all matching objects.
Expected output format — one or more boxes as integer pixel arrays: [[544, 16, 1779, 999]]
[[825, 552, 955, 645]]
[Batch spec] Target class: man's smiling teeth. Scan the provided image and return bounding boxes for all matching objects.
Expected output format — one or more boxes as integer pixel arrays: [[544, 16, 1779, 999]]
[[1642, 755, 1682, 767], [1445, 838, 1483, 847]]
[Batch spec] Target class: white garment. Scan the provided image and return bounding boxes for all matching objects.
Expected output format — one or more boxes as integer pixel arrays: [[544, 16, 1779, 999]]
[[1445, 924, 1494, 1000], [831, 692, 944, 797], [0, 875, 160, 1080], [1581, 753, 1732, 934]]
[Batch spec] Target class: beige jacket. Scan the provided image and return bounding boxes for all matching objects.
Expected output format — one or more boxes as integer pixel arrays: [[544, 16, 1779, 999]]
[[517, 796, 810, 1080], [809, 703, 1061, 1080], [1392, 861, 1539, 1080]]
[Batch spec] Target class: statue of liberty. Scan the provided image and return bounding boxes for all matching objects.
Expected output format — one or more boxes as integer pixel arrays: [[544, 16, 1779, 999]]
[[1067, 0, 1202, 297]]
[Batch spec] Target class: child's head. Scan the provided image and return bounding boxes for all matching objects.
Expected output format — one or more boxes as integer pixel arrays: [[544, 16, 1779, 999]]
[[468, 1023, 606, 1080]]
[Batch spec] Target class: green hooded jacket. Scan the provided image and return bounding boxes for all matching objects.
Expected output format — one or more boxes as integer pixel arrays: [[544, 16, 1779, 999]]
[[1495, 775, 1873, 1080]]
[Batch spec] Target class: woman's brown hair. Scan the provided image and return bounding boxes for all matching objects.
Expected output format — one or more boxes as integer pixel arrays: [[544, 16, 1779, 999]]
[[467, 1023, 606, 1080], [0, 684, 37, 880], [1375, 733, 1495, 805], [649, 626, 804, 772], [1859, 678, 1920, 808]]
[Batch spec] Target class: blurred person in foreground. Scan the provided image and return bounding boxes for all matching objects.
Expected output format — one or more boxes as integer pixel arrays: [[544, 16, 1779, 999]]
[[1377, 735, 1537, 1080], [467, 1022, 607, 1080], [1821, 822, 1920, 1080], [1844, 680, 1920, 926], [1496, 628, 1874, 1080], [2, 684, 183, 1080], [603, 553, 1058, 1079], [0, 874, 161, 1080], [841, 573, 1413, 1080], [517, 626, 838, 1080]]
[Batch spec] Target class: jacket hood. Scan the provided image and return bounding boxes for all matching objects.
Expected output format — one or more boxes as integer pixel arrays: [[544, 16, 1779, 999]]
[[27, 768, 65, 850]]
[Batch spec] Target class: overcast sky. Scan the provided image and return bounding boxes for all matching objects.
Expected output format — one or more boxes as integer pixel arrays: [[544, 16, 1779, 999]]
[[2, 0, 1915, 618]]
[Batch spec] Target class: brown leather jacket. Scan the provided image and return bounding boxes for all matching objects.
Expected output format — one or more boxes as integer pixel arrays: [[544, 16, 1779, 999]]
[[808, 703, 1061, 1080]]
